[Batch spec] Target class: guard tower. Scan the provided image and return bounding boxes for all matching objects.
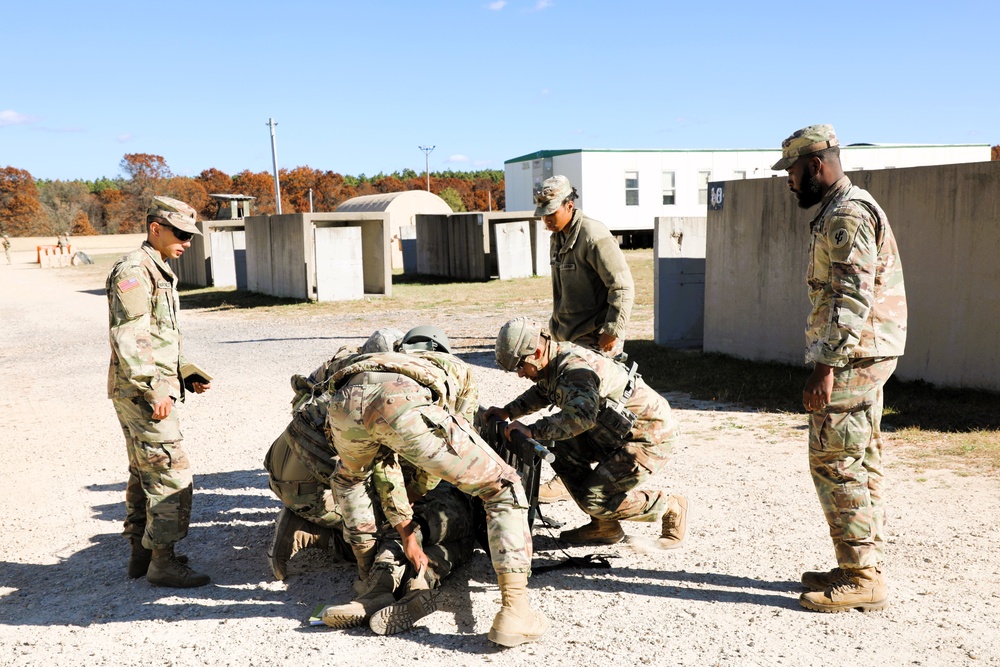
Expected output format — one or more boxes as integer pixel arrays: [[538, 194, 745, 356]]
[[210, 194, 255, 220], [171, 193, 255, 288]]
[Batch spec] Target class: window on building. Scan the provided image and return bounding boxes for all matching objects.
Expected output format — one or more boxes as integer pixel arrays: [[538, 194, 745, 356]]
[[733, 171, 746, 180], [697, 171, 711, 205], [661, 171, 676, 205], [625, 171, 639, 206]]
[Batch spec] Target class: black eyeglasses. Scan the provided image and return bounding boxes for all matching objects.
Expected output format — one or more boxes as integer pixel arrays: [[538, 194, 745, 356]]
[[157, 221, 194, 242]]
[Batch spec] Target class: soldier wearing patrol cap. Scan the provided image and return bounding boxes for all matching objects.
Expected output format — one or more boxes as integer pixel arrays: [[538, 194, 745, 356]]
[[776, 124, 907, 612], [106, 195, 212, 588], [533, 175, 636, 505]]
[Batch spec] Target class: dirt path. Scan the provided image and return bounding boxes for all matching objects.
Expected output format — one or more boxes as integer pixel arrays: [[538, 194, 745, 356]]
[[1, 257, 997, 667]]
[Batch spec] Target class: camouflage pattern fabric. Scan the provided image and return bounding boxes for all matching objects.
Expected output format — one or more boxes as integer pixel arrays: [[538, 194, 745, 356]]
[[504, 341, 678, 522], [549, 210, 634, 345], [264, 425, 344, 529], [809, 357, 897, 569], [805, 176, 907, 367], [370, 482, 476, 589], [106, 242, 185, 404], [327, 355, 531, 575], [113, 397, 192, 549], [107, 241, 193, 549]]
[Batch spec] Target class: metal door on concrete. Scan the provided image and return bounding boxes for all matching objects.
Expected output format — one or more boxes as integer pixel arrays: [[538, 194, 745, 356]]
[[657, 257, 705, 348], [492, 221, 533, 280], [210, 230, 247, 289], [314, 226, 364, 301]]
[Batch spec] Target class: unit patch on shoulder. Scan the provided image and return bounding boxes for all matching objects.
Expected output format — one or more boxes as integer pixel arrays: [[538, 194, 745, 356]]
[[829, 224, 852, 250]]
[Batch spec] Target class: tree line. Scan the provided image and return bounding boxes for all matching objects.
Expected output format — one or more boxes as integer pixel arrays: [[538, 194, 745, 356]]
[[0, 154, 507, 237]]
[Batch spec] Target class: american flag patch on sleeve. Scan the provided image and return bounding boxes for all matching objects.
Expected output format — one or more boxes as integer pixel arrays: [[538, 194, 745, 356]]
[[117, 277, 141, 292]]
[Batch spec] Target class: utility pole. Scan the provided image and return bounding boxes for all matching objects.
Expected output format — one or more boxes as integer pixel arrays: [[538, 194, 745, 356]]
[[267, 117, 282, 214], [308, 188, 314, 213], [419, 145, 435, 192]]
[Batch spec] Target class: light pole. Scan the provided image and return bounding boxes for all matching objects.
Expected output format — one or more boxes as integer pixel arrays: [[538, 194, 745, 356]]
[[419, 145, 435, 192], [267, 117, 282, 214]]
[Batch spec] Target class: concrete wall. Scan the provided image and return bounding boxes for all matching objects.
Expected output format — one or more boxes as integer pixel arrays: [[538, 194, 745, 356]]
[[654, 217, 707, 348], [245, 212, 391, 301], [703, 160, 1000, 391]]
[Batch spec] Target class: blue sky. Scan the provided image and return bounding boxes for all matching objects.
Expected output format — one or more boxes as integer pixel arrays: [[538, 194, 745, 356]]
[[2, 1, 997, 181]]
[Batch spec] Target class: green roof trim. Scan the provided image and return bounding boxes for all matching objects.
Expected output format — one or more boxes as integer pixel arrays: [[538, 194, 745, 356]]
[[503, 145, 990, 165]]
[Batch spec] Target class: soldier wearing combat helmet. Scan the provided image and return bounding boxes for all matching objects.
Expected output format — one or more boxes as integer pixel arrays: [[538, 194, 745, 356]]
[[485, 317, 688, 549], [776, 124, 907, 612], [106, 195, 211, 588]]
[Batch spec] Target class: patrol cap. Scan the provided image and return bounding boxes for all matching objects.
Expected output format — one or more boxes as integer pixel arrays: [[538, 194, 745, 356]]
[[495, 317, 543, 372], [147, 195, 201, 235], [771, 124, 839, 171], [533, 175, 574, 216], [360, 327, 404, 354]]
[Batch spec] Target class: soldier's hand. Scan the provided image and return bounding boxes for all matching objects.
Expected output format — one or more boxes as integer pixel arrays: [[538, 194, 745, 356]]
[[505, 420, 532, 442], [191, 381, 211, 394], [151, 396, 173, 420], [482, 406, 510, 423], [396, 520, 429, 572], [803, 363, 834, 412], [598, 332, 618, 353]]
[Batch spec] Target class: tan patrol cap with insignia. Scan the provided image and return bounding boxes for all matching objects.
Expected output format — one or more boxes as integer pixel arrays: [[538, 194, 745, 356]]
[[147, 195, 201, 235], [533, 175, 574, 216], [772, 124, 839, 171]]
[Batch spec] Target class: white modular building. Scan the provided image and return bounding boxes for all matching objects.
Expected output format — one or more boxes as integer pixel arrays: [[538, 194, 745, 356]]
[[504, 144, 991, 238]]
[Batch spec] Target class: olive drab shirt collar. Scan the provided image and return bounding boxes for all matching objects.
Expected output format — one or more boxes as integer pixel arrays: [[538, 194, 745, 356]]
[[552, 209, 585, 259]]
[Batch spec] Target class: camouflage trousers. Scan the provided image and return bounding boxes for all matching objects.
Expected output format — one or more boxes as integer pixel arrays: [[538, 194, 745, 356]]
[[372, 482, 476, 591], [552, 392, 678, 523], [809, 357, 897, 569], [328, 376, 531, 574], [112, 397, 192, 550], [263, 423, 344, 530]]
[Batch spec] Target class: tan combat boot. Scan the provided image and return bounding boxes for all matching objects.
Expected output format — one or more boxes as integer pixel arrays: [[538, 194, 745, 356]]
[[657, 495, 689, 549], [538, 477, 572, 504], [369, 570, 438, 635], [559, 517, 625, 545], [321, 568, 396, 629], [147, 547, 210, 588], [487, 572, 550, 647], [267, 507, 332, 581], [799, 566, 888, 612], [801, 567, 846, 592]]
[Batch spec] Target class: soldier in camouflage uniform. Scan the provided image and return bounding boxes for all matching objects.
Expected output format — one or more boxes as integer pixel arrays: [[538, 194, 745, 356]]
[[106, 196, 211, 588], [324, 346, 549, 646], [533, 175, 636, 503], [774, 124, 907, 613], [486, 317, 688, 549], [2, 232, 11, 264]]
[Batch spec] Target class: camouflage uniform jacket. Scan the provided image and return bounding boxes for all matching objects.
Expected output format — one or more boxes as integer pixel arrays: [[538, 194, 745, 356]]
[[328, 350, 479, 525], [806, 176, 907, 367], [550, 209, 634, 343], [106, 241, 186, 405], [502, 341, 671, 443]]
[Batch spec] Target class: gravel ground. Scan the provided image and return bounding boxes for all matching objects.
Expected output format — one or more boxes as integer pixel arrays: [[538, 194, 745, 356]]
[[1, 251, 998, 667]]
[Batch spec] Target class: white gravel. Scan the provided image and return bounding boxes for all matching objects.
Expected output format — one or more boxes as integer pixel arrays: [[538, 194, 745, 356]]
[[1, 252, 998, 667]]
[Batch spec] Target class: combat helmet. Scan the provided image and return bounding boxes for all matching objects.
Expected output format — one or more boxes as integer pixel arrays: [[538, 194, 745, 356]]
[[495, 317, 543, 372], [360, 327, 405, 354], [398, 326, 451, 354]]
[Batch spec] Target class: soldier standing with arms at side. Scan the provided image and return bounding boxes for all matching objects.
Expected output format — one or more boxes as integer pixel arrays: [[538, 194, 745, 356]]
[[485, 317, 687, 548], [774, 125, 907, 612], [2, 232, 11, 264], [533, 175, 635, 503], [106, 196, 212, 588]]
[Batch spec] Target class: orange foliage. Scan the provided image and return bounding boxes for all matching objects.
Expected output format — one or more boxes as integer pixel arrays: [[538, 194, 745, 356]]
[[71, 210, 99, 236], [992, 145, 1000, 161], [231, 170, 277, 214], [0, 166, 45, 236], [164, 177, 209, 216], [98, 188, 139, 234]]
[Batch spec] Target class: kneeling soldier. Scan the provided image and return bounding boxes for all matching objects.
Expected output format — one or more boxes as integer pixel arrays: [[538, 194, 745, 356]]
[[485, 317, 687, 548], [324, 339, 549, 647]]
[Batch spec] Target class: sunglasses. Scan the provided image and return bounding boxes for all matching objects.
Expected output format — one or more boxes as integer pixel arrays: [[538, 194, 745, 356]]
[[157, 221, 194, 242]]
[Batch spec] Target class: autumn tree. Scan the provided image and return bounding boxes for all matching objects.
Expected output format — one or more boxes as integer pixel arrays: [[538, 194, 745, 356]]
[[71, 209, 99, 236], [38, 180, 91, 236], [0, 166, 45, 236], [282, 166, 319, 213], [120, 153, 172, 227], [195, 168, 235, 219], [992, 145, 999, 161], [163, 177, 209, 217], [99, 188, 135, 234], [231, 170, 277, 214]]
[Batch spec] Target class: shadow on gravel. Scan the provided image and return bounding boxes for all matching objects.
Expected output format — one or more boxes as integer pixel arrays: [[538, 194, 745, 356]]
[[78, 288, 106, 296], [0, 469, 353, 628]]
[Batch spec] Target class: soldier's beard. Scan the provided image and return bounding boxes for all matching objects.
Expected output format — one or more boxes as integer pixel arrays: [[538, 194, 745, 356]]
[[796, 171, 824, 209]]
